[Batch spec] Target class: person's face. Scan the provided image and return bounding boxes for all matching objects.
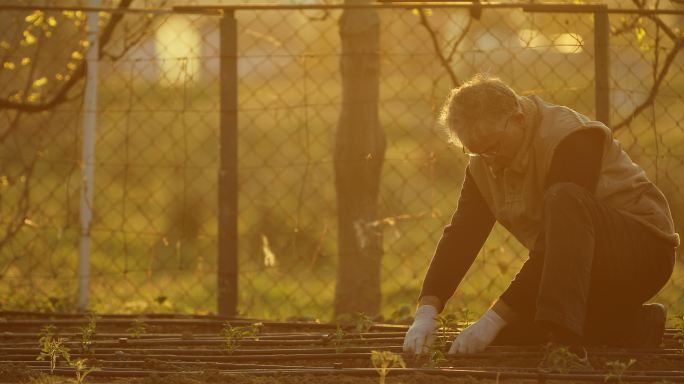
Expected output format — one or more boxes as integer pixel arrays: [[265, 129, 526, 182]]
[[461, 112, 525, 171]]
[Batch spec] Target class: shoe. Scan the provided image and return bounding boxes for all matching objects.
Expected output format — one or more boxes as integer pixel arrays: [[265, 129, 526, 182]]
[[537, 342, 593, 373], [633, 303, 666, 348]]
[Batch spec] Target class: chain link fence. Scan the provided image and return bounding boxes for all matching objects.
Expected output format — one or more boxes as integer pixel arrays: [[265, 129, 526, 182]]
[[0, 1, 682, 321]]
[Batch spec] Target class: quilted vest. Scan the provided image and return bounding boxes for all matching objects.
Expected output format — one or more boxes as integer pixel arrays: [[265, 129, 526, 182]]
[[468, 95, 679, 250]]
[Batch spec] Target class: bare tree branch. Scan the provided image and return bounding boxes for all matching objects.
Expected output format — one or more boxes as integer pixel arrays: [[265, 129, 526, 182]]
[[0, 28, 45, 145], [613, 0, 683, 131], [627, 0, 678, 41], [0, 158, 36, 250], [418, 9, 472, 87], [0, 0, 134, 252], [101, 18, 151, 61], [612, 15, 643, 37], [0, 0, 133, 113], [613, 38, 683, 132], [446, 17, 472, 63], [101, 0, 166, 61]]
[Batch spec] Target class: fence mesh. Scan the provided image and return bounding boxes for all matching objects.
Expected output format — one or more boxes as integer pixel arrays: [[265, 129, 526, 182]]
[[0, 1, 682, 321]]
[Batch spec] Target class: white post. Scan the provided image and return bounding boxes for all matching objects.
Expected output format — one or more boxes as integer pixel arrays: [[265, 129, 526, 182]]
[[78, 1, 100, 311]]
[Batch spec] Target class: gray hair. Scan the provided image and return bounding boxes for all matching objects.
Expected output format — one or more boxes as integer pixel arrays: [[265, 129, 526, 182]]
[[439, 74, 520, 149]]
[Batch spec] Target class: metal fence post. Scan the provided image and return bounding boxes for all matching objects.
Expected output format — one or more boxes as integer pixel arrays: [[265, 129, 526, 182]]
[[218, 10, 238, 317], [594, 7, 610, 127], [78, 0, 100, 311]]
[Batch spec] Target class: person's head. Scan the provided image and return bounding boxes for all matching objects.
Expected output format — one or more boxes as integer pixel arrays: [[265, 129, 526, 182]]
[[439, 73, 526, 170]]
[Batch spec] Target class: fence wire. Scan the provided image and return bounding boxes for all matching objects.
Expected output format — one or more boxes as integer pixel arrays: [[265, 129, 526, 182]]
[[0, 1, 682, 321]]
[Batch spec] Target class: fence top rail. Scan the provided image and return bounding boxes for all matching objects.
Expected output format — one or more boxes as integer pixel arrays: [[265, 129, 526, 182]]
[[1, 2, 684, 15], [176, 3, 684, 15]]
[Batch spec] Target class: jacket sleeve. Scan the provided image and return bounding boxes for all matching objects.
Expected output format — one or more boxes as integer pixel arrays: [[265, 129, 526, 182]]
[[418, 167, 496, 311], [498, 128, 605, 314]]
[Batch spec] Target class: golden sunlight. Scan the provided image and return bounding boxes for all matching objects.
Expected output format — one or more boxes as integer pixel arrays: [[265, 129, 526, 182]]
[[154, 16, 200, 86]]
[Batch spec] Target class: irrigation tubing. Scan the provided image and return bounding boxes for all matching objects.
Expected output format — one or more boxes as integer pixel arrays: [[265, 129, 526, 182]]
[[0, 316, 407, 331], [14, 360, 684, 378], [35, 366, 684, 382], [5, 351, 684, 364]]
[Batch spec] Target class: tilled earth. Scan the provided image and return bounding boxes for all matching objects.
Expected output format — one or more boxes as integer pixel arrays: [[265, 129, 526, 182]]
[[1, 311, 683, 383]]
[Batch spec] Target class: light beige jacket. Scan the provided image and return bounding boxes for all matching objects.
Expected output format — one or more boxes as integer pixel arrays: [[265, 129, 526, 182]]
[[469, 95, 680, 250]]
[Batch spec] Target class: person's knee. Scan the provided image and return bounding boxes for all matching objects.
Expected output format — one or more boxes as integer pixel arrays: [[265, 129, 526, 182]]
[[543, 182, 590, 210]]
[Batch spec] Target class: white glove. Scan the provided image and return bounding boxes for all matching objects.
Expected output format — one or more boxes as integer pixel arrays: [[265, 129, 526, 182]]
[[403, 305, 438, 354], [449, 308, 507, 354]]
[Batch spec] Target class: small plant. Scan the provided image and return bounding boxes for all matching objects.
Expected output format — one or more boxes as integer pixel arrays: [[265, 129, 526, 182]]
[[37, 325, 71, 372], [420, 345, 447, 368], [434, 313, 458, 348], [353, 312, 374, 334], [38, 325, 57, 351], [459, 307, 473, 327], [370, 350, 406, 384], [80, 314, 97, 353], [331, 325, 346, 353], [127, 318, 148, 339], [539, 344, 589, 374], [221, 321, 260, 354], [69, 358, 100, 384], [250, 322, 264, 339], [604, 358, 636, 383], [37, 337, 71, 373]]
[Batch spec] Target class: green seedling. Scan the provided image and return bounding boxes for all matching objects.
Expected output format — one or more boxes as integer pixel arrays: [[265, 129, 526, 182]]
[[221, 321, 260, 354], [370, 350, 406, 384], [69, 358, 100, 384], [353, 312, 374, 334], [604, 358, 636, 383], [540, 345, 587, 374], [79, 314, 97, 353], [420, 344, 447, 368], [335, 312, 374, 339], [38, 325, 57, 351], [37, 325, 70, 372], [37, 337, 71, 373], [459, 307, 473, 327], [127, 318, 148, 339], [250, 322, 264, 339], [434, 313, 458, 348], [331, 325, 346, 353]]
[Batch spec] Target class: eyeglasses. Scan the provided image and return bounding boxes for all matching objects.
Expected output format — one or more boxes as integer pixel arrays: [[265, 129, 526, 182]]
[[462, 117, 510, 159]]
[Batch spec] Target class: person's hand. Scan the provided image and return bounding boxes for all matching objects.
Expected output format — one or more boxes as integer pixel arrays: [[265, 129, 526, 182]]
[[403, 305, 438, 354], [448, 308, 507, 354]]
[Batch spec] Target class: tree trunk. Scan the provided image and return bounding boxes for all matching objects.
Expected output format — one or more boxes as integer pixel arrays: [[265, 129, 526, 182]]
[[333, 0, 385, 317]]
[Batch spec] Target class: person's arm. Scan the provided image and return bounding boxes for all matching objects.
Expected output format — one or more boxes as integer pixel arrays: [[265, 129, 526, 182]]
[[544, 129, 604, 192], [418, 167, 496, 312], [498, 128, 605, 316]]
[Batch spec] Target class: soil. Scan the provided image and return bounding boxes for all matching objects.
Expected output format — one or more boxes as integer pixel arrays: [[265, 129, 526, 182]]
[[1, 311, 682, 384]]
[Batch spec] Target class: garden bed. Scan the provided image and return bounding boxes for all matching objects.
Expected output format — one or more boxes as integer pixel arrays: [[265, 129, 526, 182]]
[[1, 311, 683, 384]]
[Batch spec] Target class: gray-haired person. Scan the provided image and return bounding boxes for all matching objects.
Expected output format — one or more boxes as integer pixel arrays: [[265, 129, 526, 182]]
[[403, 74, 679, 368]]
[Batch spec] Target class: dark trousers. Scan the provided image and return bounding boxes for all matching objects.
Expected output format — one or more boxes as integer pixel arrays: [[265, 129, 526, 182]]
[[496, 182, 676, 346]]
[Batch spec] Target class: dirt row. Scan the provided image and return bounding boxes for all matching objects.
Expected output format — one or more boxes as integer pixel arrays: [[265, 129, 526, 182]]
[[1, 311, 683, 384]]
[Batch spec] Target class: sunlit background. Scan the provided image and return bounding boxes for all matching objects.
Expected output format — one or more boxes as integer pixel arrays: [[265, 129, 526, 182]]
[[0, 0, 682, 323]]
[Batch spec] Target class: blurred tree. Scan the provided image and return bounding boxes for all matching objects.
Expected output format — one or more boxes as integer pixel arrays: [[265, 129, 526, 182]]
[[333, 0, 385, 316]]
